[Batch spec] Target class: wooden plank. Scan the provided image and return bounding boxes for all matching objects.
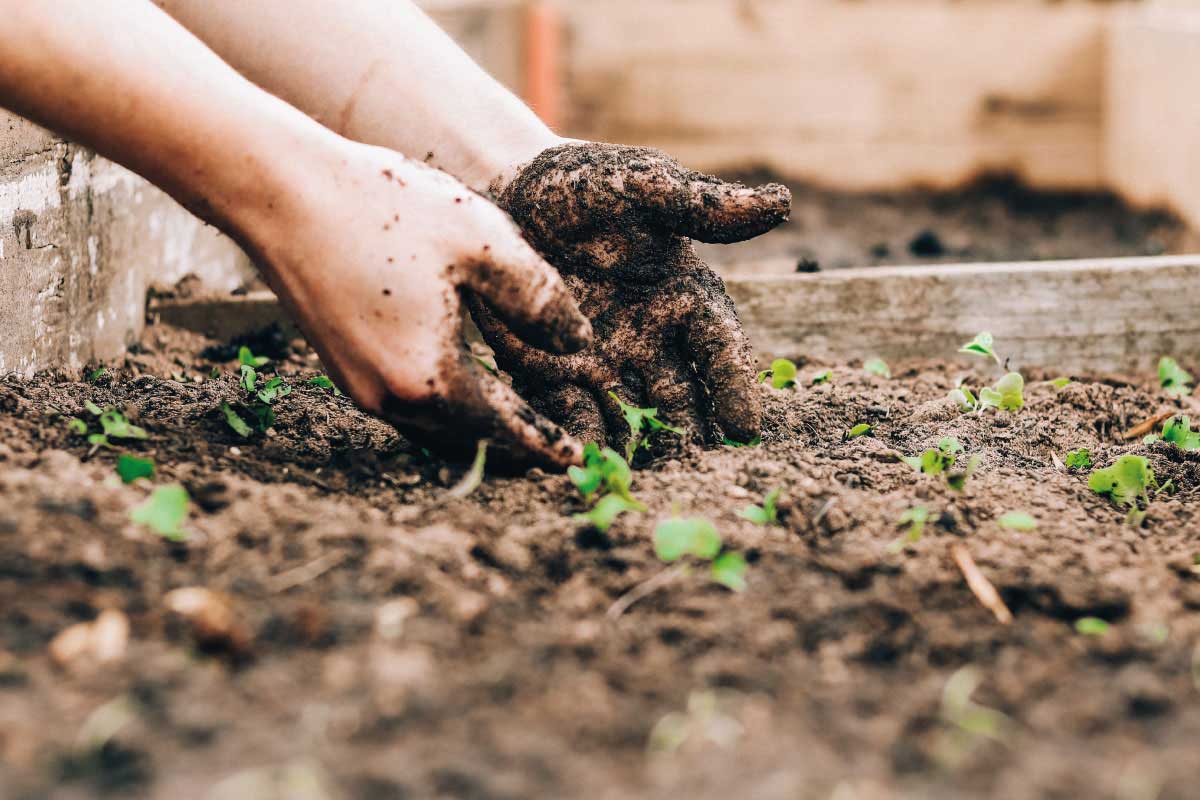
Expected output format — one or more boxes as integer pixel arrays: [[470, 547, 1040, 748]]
[[154, 256, 1200, 375], [726, 255, 1200, 373]]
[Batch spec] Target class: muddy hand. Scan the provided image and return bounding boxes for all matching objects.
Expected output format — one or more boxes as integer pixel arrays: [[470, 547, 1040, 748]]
[[254, 142, 591, 468], [474, 142, 791, 449]]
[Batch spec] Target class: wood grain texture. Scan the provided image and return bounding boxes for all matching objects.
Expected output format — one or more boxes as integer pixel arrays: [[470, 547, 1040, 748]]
[[725, 256, 1200, 372]]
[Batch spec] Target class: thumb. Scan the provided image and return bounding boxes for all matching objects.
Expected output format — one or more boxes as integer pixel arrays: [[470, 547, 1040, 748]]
[[672, 175, 791, 244], [459, 230, 591, 355]]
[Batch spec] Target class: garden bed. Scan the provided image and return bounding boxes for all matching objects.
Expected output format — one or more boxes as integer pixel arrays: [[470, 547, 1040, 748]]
[[2, 322, 1199, 799]]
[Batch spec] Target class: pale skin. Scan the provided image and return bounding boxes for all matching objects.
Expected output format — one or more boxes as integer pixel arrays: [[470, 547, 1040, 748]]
[[0, 0, 788, 467]]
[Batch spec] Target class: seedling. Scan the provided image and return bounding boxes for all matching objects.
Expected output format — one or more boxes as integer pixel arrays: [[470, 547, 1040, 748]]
[[935, 667, 1014, 768], [811, 370, 832, 385], [756, 358, 798, 390], [1144, 415, 1200, 450], [70, 403, 148, 454], [1075, 617, 1110, 636], [116, 454, 155, 484], [446, 439, 487, 499], [570, 443, 646, 530], [903, 436, 963, 476], [654, 516, 747, 592], [737, 488, 780, 526], [721, 435, 761, 448], [978, 372, 1024, 412], [1159, 356, 1193, 397], [845, 423, 872, 439], [86, 368, 107, 383], [220, 402, 253, 438], [130, 484, 190, 542], [1049, 377, 1072, 389], [1065, 448, 1092, 470], [575, 494, 643, 532], [948, 386, 978, 412], [946, 455, 981, 492], [888, 505, 929, 553], [997, 512, 1036, 531], [238, 345, 269, 368], [609, 392, 684, 461], [223, 366, 291, 437], [309, 375, 342, 396], [1088, 455, 1156, 525], [958, 332, 1002, 366], [864, 358, 891, 379]]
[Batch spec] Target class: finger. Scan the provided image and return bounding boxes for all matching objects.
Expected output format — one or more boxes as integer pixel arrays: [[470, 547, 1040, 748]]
[[532, 384, 607, 445], [644, 358, 705, 441], [683, 271, 763, 443], [472, 367, 584, 469], [457, 227, 591, 354], [466, 294, 595, 384], [671, 174, 792, 244]]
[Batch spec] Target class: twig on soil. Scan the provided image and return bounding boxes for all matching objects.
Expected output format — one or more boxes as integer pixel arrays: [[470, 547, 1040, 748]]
[[1121, 411, 1175, 441], [267, 550, 347, 593], [607, 562, 690, 621], [951, 543, 1013, 625]]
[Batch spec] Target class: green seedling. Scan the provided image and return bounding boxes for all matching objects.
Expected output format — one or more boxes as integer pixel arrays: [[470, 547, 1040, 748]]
[[446, 440, 488, 499], [958, 332, 1002, 366], [220, 401, 253, 438], [1089, 455, 1156, 525], [238, 345, 269, 368], [903, 436, 963, 476], [575, 494, 643, 533], [978, 372, 1024, 412], [864, 358, 891, 379], [737, 488, 780, 526], [948, 386, 978, 412], [67, 418, 88, 435], [1159, 356, 1193, 397], [569, 442, 638, 504], [255, 376, 292, 405], [935, 667, 1014, 768], [1144, 415, 1200, 450], [756, 358, 798, 389], [888, 505, 929, 553], [1075, 617, 1110, 636], [845, 423, 872, 439], [309, 375, 342, 396], [240, 364, 257, 393], [609, 392, 684, 461], [86, 368, 107, 383], [1049, 377, 1072, 389], [946, 454, 981, 492], [997, 512, 1037, 531], [209, 366, 221, 380], [130, 484, 190, 542], [721, 435, 761, 448], [72, 404, 149, 453], [116, 454, 155, 484], [1065, 448, 1092, 470], [811, 370, 832, 385], [654, 516, 747, 592]]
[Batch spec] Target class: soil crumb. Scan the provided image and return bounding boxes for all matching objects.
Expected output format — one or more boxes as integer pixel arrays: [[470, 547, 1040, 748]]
[[1, 323, 1199, 799]]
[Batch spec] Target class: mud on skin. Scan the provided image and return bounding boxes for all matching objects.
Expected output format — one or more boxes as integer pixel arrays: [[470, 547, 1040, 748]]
[[480, 142, 791, 452]]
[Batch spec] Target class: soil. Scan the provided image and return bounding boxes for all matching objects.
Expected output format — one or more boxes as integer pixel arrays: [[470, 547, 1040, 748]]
[[2, 321, 1200, 800], [696, 174, 1200, 272]]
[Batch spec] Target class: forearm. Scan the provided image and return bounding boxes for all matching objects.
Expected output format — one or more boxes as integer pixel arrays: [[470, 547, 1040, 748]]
[[155, 0, 561, 191], [0, 0, 334, 246]]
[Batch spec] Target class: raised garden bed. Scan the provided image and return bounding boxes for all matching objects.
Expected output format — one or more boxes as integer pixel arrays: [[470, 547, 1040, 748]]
[[1, 314, 1199, 798]]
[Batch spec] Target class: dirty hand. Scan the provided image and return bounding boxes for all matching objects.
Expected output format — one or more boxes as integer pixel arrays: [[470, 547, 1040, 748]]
[[255, 141, 591, 467], [472, 142, 791, 450]]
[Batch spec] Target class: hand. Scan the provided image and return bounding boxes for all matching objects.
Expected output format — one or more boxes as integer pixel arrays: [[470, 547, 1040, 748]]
[[471, 142, 790, 451], [247, 140, 592, 467]]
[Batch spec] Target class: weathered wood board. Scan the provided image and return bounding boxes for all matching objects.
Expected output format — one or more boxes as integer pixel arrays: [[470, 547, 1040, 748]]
[[155, 256, 1200, 375]]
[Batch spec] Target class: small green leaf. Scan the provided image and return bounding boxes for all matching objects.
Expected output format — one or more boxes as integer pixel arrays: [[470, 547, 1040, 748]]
[[130, 484, 190, 541], [722, 435, 761, 448], [864, 358, 891, 379], [769, 358, 798, 390], [1159, 356, 1193, 397], [609, 392, 684, 461], [846, 423, 872, 439], [654, 517, 721, 562], [99, 410, 148, 440], [220, 402, 253, 438], [239, 364, 257, 393], [569, 442, 638, 504], [87, 433, 111, 450], [1075, 617, 1110, 636], [997, 511, 1037, 531], [84, 400, 104, 416], [87, 368, 107, 383], [889, 505, 929, 553], [711, 552, 747, 592], [1050, 377, 1072, 389], [811, 370, 832, 385], [67, 418, 88, 435], [575, 494, 642, 532], [948, 387, 977, 411], [256, 376, 291, 405], [1065, 449, 1092, 470], [938, 437, 964, 455], [238, 346, 269, 368], [309, 375, 342, 395], [1160, 415, 1200, 451], [737, 488, 780, 526], [116, 454, 155, 484], [958, 332, 1001, 365], [978, 372, 1024, 411], [1088, 455, 1155, 509], [946, 455, 982, 492]]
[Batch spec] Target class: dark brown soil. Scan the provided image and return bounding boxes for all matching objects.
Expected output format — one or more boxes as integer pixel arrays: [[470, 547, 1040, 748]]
[[697, 174, 1199, 272], [2, 323, 1200, 800]]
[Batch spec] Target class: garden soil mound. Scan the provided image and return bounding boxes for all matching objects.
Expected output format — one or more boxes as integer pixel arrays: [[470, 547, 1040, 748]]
[[1, 325, 1199, 799]]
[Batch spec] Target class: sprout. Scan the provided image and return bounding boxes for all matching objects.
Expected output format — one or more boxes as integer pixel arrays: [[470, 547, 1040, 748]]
[[130, 484, 191, 542], [958, 332, 1001, 366], [1159, 357, 1193, 397], [1065, 449, 1092, 470], [845, 423, 872, 439], [737, 488, 780, 526], [997, 512, 1037, 531], [978, 373, 1024, 412], [864, 358, 891, 379], [609, 392, 684, 461], [757, 358, 798, 390]]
